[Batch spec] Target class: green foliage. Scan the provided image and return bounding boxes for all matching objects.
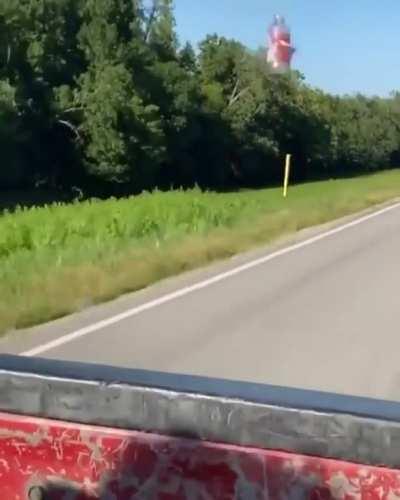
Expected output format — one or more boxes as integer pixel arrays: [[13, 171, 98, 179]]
[[76, 63, 165, 187], [0, 0, 399, 197], [0, 80, 26, 187]]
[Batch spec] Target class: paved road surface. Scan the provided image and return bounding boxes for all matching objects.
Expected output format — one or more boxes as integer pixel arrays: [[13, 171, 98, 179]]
[[1, 203, 400, 400]]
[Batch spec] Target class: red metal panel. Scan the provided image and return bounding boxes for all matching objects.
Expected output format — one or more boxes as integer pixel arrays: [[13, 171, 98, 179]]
[[1, 412, 400, 500]]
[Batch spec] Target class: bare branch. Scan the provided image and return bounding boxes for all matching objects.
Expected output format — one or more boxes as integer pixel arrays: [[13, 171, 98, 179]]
[[228, 87, 250, 107], [229, 78, 240, 105], [144, 0, 159, 43], [58, 119, 81, 141], [63, 107, 82, 114]]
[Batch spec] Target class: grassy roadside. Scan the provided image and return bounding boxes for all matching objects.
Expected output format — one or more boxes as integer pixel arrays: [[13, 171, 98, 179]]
[[1, 170, 400, 335]]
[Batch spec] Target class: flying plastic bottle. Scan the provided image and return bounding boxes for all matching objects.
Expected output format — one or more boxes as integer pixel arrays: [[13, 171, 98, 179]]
[[267, 15, 295, 73]]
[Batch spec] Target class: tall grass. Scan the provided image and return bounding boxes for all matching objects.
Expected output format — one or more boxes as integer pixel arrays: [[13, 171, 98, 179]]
[[0, 191, 276, 258], [1, 170, 400, 334]]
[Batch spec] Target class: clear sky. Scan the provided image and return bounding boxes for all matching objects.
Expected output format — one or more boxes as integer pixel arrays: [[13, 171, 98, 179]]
[[174, 0, 399, 97]]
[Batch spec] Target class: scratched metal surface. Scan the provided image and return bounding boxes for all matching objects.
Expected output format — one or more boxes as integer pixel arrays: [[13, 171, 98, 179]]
[[2, 412, 400, 500], [1, 354, 400, 468]]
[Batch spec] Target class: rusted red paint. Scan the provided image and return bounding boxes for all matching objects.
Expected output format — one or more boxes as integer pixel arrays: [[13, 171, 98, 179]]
[[1, 412, 400, 499]]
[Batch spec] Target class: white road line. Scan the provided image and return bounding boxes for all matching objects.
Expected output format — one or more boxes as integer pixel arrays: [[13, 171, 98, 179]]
[[22, 201, 400, 357]]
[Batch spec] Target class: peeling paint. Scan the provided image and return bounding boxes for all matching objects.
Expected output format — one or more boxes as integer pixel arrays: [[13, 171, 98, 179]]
[[0, 427, 48, 447], [327, 472, 361, 499], [1, 412, 400, 499]]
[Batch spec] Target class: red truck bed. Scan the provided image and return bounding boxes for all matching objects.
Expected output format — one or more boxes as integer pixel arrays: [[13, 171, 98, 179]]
[[0, 354, 400, 499]]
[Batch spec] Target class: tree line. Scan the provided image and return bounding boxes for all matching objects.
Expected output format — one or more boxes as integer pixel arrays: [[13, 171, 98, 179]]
[[1, 0, 400, 198]]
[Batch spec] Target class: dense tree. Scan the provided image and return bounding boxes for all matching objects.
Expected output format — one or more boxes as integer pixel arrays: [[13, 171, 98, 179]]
[[0, 0, 85, 189], [0, 0, 399, 197], [74, 0, 165, 191]]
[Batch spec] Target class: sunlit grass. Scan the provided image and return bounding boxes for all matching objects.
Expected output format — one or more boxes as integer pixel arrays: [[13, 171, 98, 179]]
[[1, 170, 399, 334]]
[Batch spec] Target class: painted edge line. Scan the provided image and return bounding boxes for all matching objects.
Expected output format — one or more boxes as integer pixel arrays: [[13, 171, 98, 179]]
[[22, 201, 400, 357]]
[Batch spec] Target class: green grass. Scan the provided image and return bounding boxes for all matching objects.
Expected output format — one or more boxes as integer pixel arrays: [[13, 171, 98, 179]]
[[1, 170, 400, 335]]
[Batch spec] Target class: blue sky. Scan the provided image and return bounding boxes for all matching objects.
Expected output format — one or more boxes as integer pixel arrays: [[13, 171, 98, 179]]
[[174, 0, 399, 97]]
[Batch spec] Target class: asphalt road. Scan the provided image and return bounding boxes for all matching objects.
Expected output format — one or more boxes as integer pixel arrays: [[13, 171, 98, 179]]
[[1, 202, 400, 400]]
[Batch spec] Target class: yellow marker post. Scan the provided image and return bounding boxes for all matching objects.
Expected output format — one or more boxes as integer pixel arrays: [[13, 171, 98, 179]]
[[283, 154, 291, 198]]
